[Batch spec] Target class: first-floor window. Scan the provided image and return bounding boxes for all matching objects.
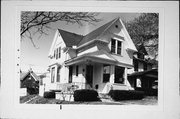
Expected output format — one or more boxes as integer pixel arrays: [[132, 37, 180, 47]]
[[76, 65, 79, 76], [103, 65, 110, 83], [57, 66, 61, 82], [51, 67, 55, 83], [115, 66, 124, 84], [69, 66, 73, 83]]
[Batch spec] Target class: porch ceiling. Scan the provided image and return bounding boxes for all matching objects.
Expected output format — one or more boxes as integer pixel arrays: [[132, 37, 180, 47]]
[[65, 55, 116, 66]]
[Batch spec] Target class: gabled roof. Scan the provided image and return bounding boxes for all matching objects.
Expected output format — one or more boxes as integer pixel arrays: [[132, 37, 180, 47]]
[[128, 69, 158, 78], [77, 18, 119, 46], [20, 70, 40, 81], [58, 29, 83, 47], [49, 17, 137, 57], [136, 44, 148, 55]]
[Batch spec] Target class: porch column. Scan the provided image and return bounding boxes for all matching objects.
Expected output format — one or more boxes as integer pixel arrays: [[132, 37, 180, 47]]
[[124, 67, 128, 85], [109, 65, 115, 83]]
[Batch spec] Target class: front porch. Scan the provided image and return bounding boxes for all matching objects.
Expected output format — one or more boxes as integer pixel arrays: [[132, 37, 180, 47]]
[[64, 51, 134, 94]]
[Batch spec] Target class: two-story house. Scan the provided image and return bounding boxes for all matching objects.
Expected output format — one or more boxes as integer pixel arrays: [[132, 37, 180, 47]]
[[46, 17, 137, 94]]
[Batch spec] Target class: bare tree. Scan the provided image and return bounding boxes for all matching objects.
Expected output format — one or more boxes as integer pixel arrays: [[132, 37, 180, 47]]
[[21, 12, 101, 47]]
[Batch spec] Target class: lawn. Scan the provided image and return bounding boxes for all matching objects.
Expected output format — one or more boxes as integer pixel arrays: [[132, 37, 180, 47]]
[[20, 94, 37, 103], [20, 95, 157, 105]]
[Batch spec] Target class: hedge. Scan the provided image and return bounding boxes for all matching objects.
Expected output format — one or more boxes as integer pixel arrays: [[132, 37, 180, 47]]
[[135, 88, 158, 96], [74, 89, 100, 102], [108, 90, 144, 101], [43, 91, 55, 98]]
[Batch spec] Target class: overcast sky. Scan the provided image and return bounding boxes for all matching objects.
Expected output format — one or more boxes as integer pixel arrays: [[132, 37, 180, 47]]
[[20, 12, 140, 74]]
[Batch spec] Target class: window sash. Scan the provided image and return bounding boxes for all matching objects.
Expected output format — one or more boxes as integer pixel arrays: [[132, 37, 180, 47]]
[[111, 39, 116, 53], [103, 65, 110, 83], [111, 38, 122, 55], [57, 67, 60, 82], [58, 47, 61, 58], [117, 41, 122, 55], [51, 67, 55, 83]]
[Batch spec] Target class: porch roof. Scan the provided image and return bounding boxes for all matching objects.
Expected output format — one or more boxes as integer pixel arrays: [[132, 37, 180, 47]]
[[128, 69, 158, 79], [65, 50, 133, 68]]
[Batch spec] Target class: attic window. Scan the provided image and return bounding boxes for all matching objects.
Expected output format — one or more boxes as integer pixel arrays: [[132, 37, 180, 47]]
[[111, 38, 122, 55], [115, 25, 118, 28]]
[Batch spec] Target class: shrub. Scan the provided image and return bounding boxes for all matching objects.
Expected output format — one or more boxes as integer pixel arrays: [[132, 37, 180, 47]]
[[135, 88, 158, 96], [74, 89, 100, 102], [108, 90, 144, 101], [43, 91, 55, 98]]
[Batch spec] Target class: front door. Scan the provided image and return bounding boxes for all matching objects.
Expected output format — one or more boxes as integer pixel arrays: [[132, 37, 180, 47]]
[[86, 65, 93, 87]]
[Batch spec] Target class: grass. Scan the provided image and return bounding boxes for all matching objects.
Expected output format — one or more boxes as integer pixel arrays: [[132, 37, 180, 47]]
[[20, 94, 37, 103]]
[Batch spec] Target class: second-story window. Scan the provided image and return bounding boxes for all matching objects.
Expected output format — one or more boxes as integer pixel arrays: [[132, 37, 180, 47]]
[[134, 60, 138, 71], [111, 38, 122, 55], [117, 41, 122, 55], [56, 48, 58, 59], [54, 47, 61, 59], [111, 39, 116, 53], [58, 47, 61, 58]]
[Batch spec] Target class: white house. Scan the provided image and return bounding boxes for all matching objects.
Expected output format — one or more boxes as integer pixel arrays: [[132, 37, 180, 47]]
[[46, 17, 138, 94]]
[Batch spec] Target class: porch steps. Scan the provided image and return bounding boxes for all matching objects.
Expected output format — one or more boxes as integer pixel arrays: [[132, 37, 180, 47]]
[[99, 93, 112, 100]]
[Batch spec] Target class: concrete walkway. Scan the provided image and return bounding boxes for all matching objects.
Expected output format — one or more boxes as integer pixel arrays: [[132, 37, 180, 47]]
[[24, 95, 38, 104]]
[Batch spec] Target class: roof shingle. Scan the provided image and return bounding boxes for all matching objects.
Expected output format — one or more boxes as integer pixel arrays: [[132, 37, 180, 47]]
[[58, 29, 83, 47]]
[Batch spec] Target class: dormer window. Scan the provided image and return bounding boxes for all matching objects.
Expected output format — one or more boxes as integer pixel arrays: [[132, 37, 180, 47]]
[[111, 38, 122, 55]]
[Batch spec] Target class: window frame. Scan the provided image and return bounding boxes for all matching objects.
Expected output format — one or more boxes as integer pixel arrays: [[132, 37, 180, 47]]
[[57, 66, 61, 82], [51, 67, 55, 83], [111, 38, 123, 55], [58, 47, 61, 58], [103, 65, 110, 83]]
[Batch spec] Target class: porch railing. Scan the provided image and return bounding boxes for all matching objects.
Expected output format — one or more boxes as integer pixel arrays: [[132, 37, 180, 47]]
[[56, 82, 87, 92]]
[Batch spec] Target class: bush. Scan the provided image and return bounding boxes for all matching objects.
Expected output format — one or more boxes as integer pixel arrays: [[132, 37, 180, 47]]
[[108, 90, 144, 101], [135, 88, 158, 96], [43, 91, 55, 98], [27, 87, 39, 95], [74, 89, 100, 102]]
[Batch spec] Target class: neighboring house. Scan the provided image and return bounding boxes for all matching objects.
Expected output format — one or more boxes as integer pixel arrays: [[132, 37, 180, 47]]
[[20, 69, 39, 95], [39, 72, 51, 96], [47, 17, 138, 94], [127, 44, 158, 95], [127, 44, 156, 74]]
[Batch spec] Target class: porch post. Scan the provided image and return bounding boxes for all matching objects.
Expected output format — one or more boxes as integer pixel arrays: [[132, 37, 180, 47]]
[[109, 65, 115, 83], [124, 67, 128, 85]]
